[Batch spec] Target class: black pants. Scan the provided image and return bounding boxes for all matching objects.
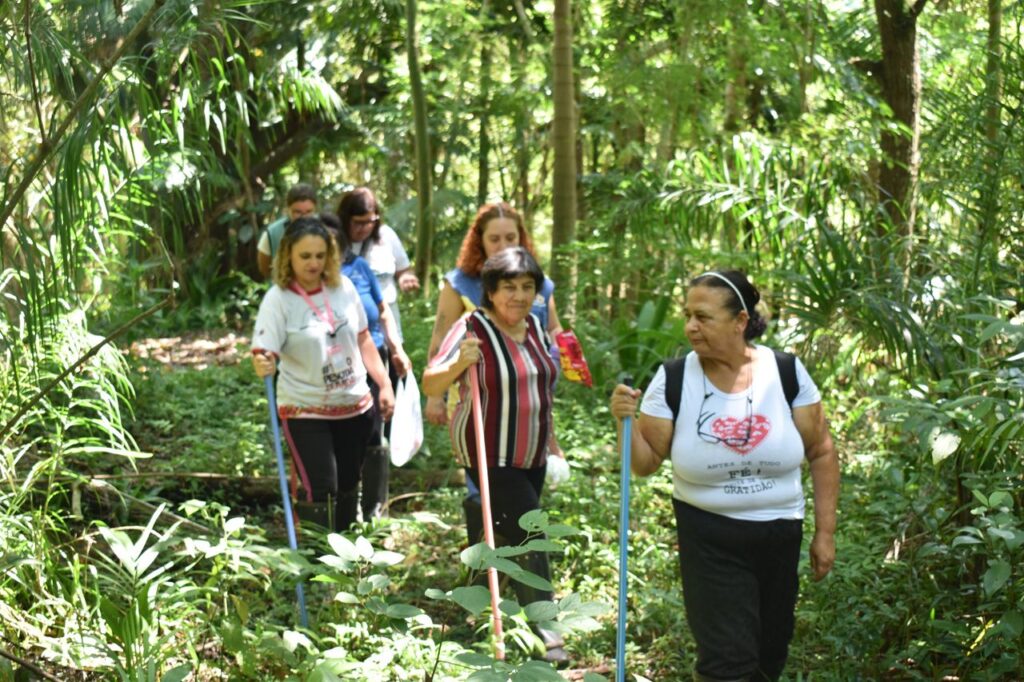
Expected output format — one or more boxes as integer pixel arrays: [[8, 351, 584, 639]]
[[465, 466, 546, 546], [673, 498, 802, 682], [282, 411, 374, 502]]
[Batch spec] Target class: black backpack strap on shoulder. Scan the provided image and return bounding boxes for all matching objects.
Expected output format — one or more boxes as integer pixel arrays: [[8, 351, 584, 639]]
[[772, 349, 799, 409], [663, 357, 686, 426]]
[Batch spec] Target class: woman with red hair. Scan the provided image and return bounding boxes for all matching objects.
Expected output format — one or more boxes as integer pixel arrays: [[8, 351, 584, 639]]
[[426, 202, 562, 424]]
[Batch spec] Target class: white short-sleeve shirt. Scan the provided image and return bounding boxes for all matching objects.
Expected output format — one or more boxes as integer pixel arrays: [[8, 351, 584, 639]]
[[349, 224, 410, 305], [640, 345, 821, 521]]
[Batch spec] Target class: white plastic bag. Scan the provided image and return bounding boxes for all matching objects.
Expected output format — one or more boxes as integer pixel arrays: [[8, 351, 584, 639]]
[[545, 454, 571, 488], [389, 372, 424, 466]]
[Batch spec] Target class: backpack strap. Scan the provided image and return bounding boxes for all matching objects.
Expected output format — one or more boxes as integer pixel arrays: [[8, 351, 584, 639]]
[[663, 356, 686, 426], [772, 349, 799, 409], [663, 349, 799, 424]]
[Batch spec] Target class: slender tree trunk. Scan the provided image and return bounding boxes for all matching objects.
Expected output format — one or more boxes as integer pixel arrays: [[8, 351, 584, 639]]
[[985, 0, 1002, 143], [973, 0, 1002, 286], [551, 0, 577, 313], [477, 0, 493, 206], [798, 0, 816, 115], [407, 0, 433, 295], [873, 0, 927, 259]]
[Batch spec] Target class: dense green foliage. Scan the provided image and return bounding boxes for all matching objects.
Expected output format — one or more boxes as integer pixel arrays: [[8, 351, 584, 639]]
[[2, 0, 1022, 679]]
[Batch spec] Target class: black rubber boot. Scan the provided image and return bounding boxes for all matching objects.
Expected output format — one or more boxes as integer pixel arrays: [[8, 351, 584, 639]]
[[463, 495, 485, 547], [294, 498, 334, 534], [513, 550, 569, 666], [335, 488, 359, 532], [361, 446, 390, 521]]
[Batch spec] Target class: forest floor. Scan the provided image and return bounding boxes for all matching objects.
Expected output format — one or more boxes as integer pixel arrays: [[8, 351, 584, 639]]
[[104, 329, 983, 681]]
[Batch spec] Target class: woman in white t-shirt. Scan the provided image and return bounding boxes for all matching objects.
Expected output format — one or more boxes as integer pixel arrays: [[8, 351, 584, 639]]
[[338, 187, 419, 339], [337, 188, 418, 521], [609, 270, 839, 682], [252, 217, 395, 533]]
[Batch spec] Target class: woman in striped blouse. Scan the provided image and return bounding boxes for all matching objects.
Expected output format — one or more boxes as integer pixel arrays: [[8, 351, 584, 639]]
[[422, 247, 567, 664]]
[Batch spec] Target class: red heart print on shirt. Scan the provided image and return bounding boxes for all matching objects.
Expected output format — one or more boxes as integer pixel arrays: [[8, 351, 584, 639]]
[[711, 415, 771, 455]]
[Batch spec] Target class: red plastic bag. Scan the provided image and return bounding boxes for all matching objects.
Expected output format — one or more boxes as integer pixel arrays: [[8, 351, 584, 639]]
[[555, 330, 593, 388]]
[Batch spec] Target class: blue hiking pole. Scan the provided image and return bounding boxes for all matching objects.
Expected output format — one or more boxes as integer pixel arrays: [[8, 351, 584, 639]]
[[264, 375, 309, 628], [616, 376, 634, 682]]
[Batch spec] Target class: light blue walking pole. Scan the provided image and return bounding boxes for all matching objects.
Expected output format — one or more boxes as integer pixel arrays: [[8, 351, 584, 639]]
[[616, 376, 634, 682], [264, 375, 309, 628]]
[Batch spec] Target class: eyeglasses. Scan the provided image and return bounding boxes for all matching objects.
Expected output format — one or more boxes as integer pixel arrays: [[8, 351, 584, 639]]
[[695, 374, 753, 446], [350, 215, 378, 227]]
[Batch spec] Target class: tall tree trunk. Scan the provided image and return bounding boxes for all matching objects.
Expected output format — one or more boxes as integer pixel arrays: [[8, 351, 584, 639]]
[[973, 0, 1002, 286], [873, 0, 927, 259], [551, 0, 577, 314], [407, 0, 433, 295], [477, 0, 493, 206], [984, 0, 1002, 144]]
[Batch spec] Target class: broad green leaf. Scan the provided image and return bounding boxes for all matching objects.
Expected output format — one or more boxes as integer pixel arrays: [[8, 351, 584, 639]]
[[424, 588, 448, 600], [370, 550, 404, 567], [495, 545, 530, 557], [223, 516, 245, 534], [511, 660, 563, 680], [983, 560, 1012, 595], [283, 629, 312, 653], [510, 569, 554, 592], [451, 586, 492, 615], [499, 598, 521, 616], [988, 491, 1013, 509], [162, 665, 191, 682], [524, 600, 559, 622], [999, 611, 1023, 638], [333, 592, 359, 604], [487, 557, 524, 575], [461, 543, 489, 569], [456, 652, 497, 666], [385, 603, 424, 619], [355, 536, 374, 560], [518, 509, 549, 532], [327, 533, 358, 562], [468, 670, 510, 682], [524, 539, 561, 552]]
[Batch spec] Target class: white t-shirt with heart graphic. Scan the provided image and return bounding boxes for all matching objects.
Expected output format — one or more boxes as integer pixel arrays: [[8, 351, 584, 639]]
[[640, 346, 821, 522]]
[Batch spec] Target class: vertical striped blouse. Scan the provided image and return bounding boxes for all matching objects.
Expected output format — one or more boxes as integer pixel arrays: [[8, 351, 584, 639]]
[[429, 309, 558, 469]]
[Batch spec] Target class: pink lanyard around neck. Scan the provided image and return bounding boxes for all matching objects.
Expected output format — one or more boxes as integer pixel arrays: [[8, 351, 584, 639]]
[[290, 283, 337, 334]]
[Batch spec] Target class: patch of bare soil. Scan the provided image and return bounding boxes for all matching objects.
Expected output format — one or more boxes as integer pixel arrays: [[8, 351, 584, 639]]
[[128, 331, 249, 369]]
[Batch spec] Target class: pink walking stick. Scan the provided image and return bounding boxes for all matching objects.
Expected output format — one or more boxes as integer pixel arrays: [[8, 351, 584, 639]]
[[468, 360, 506, 660]]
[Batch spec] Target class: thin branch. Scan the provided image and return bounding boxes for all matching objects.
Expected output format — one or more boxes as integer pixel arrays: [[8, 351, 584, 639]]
[[512, 0, 534, 43], [22, 0, 46, 143], [0, 645, 62, 682], [908, 0, 929, 18], [0, 297, 170, 442], [0, 0, 167, 232]]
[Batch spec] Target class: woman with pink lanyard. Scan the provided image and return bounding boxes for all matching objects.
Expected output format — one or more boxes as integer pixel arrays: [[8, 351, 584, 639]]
[[252, 216, 395, 532]]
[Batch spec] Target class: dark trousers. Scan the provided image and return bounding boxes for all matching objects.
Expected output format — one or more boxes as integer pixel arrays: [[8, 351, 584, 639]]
[[465, 466, 546, 547], [362, 346, 399, 518], [282, 412, 374, 502], [673, 498, 802, 682]]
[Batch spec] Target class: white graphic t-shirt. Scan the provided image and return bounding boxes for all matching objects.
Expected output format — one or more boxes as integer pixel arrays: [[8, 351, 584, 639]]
[[252, 278, 371, 418], [640, 345, 821, 521]]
